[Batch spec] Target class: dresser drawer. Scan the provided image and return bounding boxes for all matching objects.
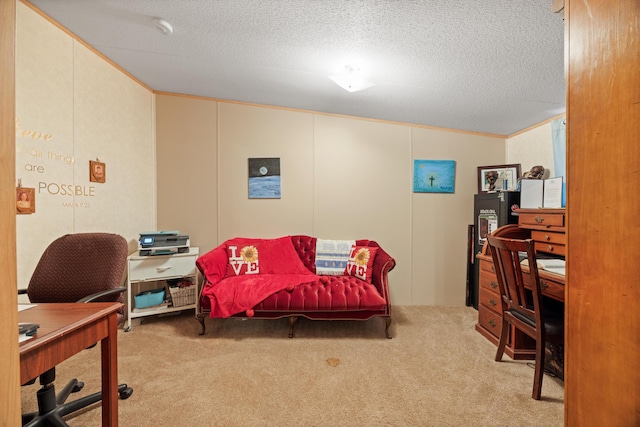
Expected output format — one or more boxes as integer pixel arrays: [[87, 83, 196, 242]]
[[478, 306, 502, 338], [479, 287, 502, 314], [129, 253, 197, 282]]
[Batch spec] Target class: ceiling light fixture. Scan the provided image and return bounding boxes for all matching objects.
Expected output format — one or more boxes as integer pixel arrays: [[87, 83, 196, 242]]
[[329, 65, 374, 93], [152, 18, 173, 36]]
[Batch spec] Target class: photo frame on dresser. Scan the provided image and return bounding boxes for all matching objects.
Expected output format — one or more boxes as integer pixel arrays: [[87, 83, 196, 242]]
[[477, 164, 521, 193]]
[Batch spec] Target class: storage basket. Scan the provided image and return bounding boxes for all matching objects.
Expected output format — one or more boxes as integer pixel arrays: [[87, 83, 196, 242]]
[[134, 287, 165, 309], [168, 284, 196, 307]]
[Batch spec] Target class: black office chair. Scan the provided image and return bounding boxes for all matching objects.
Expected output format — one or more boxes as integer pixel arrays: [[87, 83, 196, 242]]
[[486, 235, 564, 400], [19, 233, 133, 426]]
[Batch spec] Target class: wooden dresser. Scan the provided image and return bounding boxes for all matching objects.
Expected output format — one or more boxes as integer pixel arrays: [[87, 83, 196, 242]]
[[475, 208, 566, 359]]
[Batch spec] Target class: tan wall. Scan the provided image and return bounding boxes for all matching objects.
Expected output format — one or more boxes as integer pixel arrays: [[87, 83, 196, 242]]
[[507, 120, 559, 178], [15, 3, 155, 290], [156, 96, 522, 305], [412, 128, 505, 304], [218, 103, 316, 241], [156, 95, 218, 253]]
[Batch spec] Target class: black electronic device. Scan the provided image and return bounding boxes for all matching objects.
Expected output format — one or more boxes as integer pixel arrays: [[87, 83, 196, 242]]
[[138, 230, 190, 256], [469, 191, 521, 309]]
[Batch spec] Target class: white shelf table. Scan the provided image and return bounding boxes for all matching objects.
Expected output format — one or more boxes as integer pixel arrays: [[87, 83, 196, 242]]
[[124, 247, 199, 331]]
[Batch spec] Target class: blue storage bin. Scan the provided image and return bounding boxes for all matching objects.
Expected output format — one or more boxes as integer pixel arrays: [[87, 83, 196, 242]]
[[134, 287, 165, 308]]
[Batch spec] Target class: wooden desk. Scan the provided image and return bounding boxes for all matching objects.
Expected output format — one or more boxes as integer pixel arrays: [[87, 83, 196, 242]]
[[475, 208, 566, 360], [19, 302, 122, 426]]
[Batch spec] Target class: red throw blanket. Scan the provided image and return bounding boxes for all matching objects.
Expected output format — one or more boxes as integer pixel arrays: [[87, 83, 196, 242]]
[[197, 236, 318, 318]]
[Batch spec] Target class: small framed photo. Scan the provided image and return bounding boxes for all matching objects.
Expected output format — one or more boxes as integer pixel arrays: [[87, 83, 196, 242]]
[[16, 187, 36, 214], [477, 164, 521, 193], [90, 160, 106, 183]]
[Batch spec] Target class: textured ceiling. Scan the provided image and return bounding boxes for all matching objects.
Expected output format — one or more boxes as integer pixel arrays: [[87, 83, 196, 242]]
[[26, 0, 566, 136]]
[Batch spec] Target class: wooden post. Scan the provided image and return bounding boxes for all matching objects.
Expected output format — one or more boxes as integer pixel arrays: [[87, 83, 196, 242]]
[[566, 0, 640, 424]]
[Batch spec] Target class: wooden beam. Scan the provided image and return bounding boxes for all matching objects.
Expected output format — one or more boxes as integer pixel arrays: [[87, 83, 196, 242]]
[[0, 0, 20, 424]]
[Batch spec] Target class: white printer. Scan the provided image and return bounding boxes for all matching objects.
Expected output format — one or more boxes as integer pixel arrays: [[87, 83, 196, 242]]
[[138, 231, 190, 256]]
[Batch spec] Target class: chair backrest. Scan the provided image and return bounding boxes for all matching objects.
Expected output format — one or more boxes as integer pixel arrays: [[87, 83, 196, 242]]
[[486, 235, 543, 330], [27, 233, 128, 305]]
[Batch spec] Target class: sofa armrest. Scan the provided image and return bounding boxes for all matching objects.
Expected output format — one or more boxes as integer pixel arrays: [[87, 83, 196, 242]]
[[196, 244, 228, 286], [369, 241, 396, 302]]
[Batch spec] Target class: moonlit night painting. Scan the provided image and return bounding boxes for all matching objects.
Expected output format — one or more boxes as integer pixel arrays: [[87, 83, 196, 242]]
[[413, 160, 456, 193], [248, 157, 281, 199]]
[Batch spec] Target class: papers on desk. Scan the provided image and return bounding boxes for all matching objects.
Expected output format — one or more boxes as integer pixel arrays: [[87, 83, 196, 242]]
[[19, 333, 34, 343], [520, 176, 564, 208], [521, 258, 566, 276]]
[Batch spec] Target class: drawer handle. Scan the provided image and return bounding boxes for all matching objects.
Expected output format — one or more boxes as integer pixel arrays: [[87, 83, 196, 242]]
[[490, 280, 498, 289], [156, 266, 172, 273], [547, 245, 554, 251], [488, 319, 497, 327], [491, 265, 495, 272], [540, 281, 549, 290], [489, 298, 497, 306], [544, 234, 551, 241], [535, 216, 544, 223]]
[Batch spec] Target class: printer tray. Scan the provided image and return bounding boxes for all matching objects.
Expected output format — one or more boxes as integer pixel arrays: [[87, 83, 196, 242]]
[[139, 246, 189, 256]]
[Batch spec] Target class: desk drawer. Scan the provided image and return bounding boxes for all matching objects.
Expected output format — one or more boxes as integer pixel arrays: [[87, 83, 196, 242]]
[[523, 271, 565, 301], [129, 254, 197, 282], [534, 241, 565, 256], [531, 230, 566, 246], [539, 276, 565, 301], [479, 271, 500, 293], [479, 259, 496, 274], [479, 287, 502, 314], [519, 212, 565, 229], [478, 306, 502, 338]]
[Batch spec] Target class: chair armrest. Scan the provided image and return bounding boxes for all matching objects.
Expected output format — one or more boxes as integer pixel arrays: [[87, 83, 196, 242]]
[[77, 286, 127, 303]]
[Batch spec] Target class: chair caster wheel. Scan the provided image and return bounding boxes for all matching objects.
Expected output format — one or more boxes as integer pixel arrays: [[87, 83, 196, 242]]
[[124, 326, 131, 332], [72, 381, 84, 393], [119, 386, 133, 400]]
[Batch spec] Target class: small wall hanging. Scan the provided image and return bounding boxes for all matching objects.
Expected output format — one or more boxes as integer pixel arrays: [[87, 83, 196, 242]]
[[90, 159, 106, 183], [16, 182, 36, 214]]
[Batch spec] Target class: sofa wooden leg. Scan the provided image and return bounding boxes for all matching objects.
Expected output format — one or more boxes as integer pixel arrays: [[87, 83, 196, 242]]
[[384, 317, 392, 339], [288, 316, 299, 338], [196, 313, 207, 335]]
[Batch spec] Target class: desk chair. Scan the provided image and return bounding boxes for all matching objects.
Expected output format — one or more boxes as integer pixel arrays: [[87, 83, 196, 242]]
[[486, 235, 564, 400], [19, 232, 133, 426]]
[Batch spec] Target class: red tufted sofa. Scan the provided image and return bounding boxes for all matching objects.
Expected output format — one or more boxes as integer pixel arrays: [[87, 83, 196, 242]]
[[195, 235, 396, 338]]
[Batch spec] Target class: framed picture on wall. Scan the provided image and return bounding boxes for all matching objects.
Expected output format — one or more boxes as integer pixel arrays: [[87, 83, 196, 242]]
[[16, 187, 36, 214], [89, 160, 106, 183], [248, 157, 281, 199], [477, 164, 521, 193], [413, 160, 456, 193]]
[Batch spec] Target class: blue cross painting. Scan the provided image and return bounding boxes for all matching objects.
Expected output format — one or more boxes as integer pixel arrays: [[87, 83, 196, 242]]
[[413, 160, 456, 193]]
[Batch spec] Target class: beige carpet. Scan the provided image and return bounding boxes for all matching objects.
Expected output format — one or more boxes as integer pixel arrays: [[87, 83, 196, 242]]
[[21, 306, 564, 426]]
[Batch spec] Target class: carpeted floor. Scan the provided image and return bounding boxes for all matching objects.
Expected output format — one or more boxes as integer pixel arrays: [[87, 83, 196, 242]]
[[21, 306, 564, 426]]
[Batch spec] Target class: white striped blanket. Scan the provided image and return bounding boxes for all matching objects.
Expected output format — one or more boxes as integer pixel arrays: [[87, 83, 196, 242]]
[[315, 239, 355, 275]]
